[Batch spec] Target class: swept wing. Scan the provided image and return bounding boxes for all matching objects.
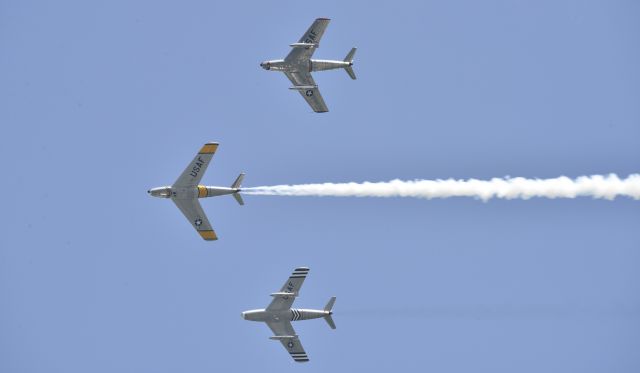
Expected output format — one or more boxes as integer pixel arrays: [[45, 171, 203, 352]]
[[285, 72, 328, 113], [172, 198, 217, 241], [266, 321, 309, 363], [285, 18, 330, 63], [267, 267, 309, 311], [173, 143, 218, 187]]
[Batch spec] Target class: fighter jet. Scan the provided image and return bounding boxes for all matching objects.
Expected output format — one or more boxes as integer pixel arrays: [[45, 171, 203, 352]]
[[242, 267, 336, 363], [147, 142, 244, 241], [260, 18, 357, 113]]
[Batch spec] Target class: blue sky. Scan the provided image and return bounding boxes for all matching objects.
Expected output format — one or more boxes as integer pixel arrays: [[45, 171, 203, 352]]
[[1, 0, 639, 372]]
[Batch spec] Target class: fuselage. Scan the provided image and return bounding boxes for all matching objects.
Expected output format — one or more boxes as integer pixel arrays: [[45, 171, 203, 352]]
[[148, 185, 239, 199], [242, 308, 331, 323], [260, 59, 351, 73]]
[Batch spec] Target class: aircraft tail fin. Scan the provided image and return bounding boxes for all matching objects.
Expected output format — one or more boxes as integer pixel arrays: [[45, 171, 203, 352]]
[[231, 173, 245, 205], [343, 48, 357, 80], [323, 296, 336, 329]]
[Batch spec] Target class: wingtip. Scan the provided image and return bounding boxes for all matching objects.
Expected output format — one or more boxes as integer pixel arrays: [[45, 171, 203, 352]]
[[199, 143, 219, 154], [316, 17, 331, 21], [199, 230, 218, 241]]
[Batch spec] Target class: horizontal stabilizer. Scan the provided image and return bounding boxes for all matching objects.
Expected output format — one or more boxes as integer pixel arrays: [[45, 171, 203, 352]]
[[343, 47, 357, 63], [345, 66, 357, 80], [270, 335, 298, 340], [289, 85, 318, 90], [324, 314, 336, 329], [324, 296, 336, 311], [231, 173, 245, 189], [233, 193, 244, 206], [344, 47, 357, 80]]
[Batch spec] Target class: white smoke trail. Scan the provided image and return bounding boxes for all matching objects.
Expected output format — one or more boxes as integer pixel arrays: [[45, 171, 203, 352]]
[[244, 174, 640, 201]]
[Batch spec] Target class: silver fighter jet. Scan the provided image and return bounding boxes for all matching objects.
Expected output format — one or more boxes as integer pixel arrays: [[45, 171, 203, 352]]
[[148, 142, 244, 241], [260, 18, 356, 113], [242, 267, 336, 363]]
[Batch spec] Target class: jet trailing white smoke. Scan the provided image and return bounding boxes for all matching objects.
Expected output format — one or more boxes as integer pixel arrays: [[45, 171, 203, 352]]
[[244, 174, 640, 201]]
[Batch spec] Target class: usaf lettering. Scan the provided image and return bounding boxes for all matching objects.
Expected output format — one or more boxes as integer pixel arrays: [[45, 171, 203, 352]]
[[304, 30, 317, 44], [189, 156, 206, 178]]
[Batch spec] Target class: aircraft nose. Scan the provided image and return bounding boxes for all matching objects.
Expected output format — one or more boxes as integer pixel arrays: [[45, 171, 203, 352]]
[[147, 190, 150, 194], [241, 312, 246, 319]]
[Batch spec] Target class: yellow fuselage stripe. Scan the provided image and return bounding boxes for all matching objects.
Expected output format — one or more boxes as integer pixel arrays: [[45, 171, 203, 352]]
[[197, 185, 208, 198]]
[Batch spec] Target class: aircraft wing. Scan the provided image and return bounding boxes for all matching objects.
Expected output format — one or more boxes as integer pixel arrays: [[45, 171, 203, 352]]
[[285, 18, 330, 63], [173, 143, 218, 187], [172, 198, 217, 241], [266, 321, 309, 363], [267, 267, 309, 311], [285, 72, 328, 113]]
